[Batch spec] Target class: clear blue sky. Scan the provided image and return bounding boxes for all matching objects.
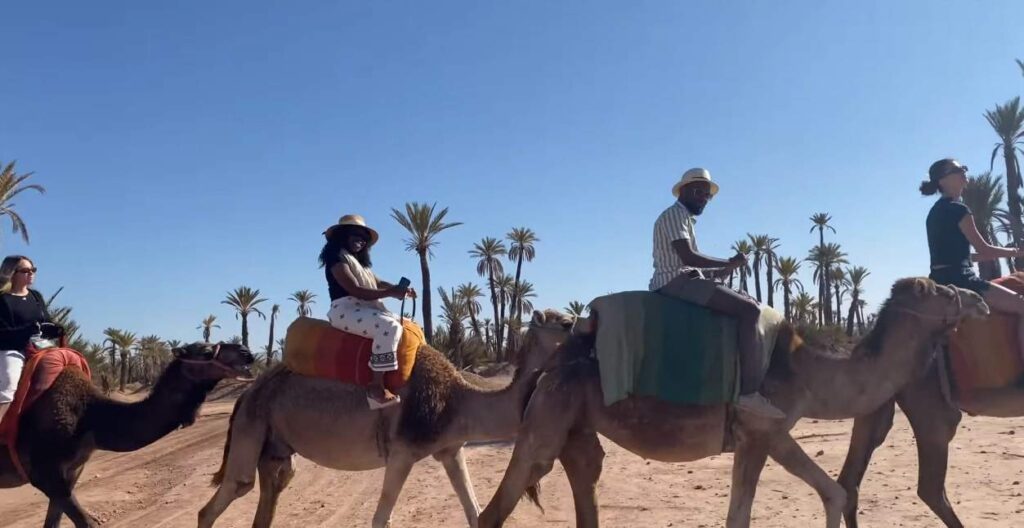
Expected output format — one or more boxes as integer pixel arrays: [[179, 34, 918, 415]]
[[1, 1, 1022, 346]]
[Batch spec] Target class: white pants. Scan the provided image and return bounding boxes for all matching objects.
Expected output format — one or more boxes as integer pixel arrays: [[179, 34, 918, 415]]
[[327, 297, 403, 372], [0, 350, 25, 404]]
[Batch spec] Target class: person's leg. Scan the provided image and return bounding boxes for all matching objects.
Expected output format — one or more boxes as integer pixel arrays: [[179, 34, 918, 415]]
[[367, 306, 403, 405], [328, 298, 398, 405], [704, 285, 785, 419], [982, 282, 1024, 363], [0, 350, 24, 424]]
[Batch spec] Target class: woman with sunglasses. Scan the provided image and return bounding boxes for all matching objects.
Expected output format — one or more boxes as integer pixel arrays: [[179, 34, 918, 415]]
[[319, 215, 416, 409], [922, 158, 1024, 356], [0, 255, 54, 424]]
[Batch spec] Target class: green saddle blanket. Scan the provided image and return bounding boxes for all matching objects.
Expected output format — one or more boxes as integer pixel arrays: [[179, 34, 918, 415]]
[[589, 291, 784, 406]]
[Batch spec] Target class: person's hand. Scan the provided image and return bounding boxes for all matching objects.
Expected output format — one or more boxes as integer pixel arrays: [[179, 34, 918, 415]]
[[405, 287, 417, 299], [388, 286, 409, 300]]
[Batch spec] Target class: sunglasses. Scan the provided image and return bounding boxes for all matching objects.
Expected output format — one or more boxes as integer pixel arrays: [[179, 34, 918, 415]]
[[944, 164, 968, 177], [15, 267, 37, 275]]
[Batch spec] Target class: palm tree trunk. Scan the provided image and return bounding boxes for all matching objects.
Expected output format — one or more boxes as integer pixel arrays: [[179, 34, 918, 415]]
[[417, 250, 434, 342], [766, 255, 775, 307], [241, 314, 249, 348], [834, 284, 842, 326], [468, 312, 482, 340], [487, 269, 501, 360], [783, 286, 791, 320], [499, 295, 507, 360], [753, 256, 763, 302], [266, 316, 276, 367], [512, 255, 525, 323], [728, 271, 735, 290], [846, 294, 858, 336], [1003, 144, 1024, 268], [119, 352, 128, 391]]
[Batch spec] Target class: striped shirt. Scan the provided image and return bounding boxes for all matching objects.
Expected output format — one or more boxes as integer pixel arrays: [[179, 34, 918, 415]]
[[650, 201, 701, 290]]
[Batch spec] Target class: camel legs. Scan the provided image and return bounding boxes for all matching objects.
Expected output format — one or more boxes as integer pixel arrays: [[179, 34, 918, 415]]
[[370, 456, 416, 528], [838, 400, 896, 528], [899, 380, 964, 528], [765, 432, 847, 528], [434, 446, 481, 527], [725, 433, 770, 528], [32, 461, 97, 528], [197, 405, 267, 528], [252, 453, 296, 528], [559, 429, 604, 528], [479, 382, 578, 528]]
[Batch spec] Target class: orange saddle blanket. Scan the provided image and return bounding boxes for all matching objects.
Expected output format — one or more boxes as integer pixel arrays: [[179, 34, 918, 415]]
[[949, 276, 1024, 394], [283, 317, 423, 391], [0, 347, 91, 479]]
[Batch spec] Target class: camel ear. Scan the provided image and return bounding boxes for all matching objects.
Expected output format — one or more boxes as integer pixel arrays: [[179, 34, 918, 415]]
[[531, 310, 546, 326], [174, 342, 214, 359]]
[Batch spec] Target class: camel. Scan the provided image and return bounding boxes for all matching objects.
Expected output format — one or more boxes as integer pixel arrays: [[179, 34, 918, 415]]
[[0, 342, 254, 528], [838, 336, 1024, 527], [197, 309, 576, 528], [477, 278, 989, 528]]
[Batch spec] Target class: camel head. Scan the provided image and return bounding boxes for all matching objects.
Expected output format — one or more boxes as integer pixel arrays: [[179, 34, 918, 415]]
[[879, 277, 989, 327], [172, 342, 256, 382], [518, 309, 577, 370]]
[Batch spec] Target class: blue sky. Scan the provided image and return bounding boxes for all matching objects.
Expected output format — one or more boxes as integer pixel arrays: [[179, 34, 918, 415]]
[[1, 1, 1022, 346]]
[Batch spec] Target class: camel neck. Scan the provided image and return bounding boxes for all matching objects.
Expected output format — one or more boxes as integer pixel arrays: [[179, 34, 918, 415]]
[[89, 361, 217, 452], [449, 364, 543, 443]]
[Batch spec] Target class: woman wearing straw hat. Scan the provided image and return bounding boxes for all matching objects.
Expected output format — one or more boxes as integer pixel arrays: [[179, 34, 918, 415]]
[[320, 214, 416, 409]]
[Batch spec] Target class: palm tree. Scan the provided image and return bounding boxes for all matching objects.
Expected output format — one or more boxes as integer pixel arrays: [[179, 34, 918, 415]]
[[437, 287, 468, 367], [791, 292, 817, 325], [773, 257, 804, 319], [730, 240, 754, 294], [494, 273, 515, 356], [391, 202, 463, 343], [102, 328, 120, 372], [221, 286, 267, 348], [809, 213, 836, 321], [289, 290, 317, 317], [136, 335, 169, 385], [566, 301, 589, 317], [505, 279, 536, 353], [845, 266, 871, 336], [830, 267, 850, 326], [507, 227, 539, 324], [807, 243, 847, 326], [456, 283, 484, 340], [764, 237, 781, 308], [265, 304, 280, 367], [748, 234, 769, 303], [963, 172, 1007, 280], [114, 330, 138, 392], [469, 237, 507, 357], [0, 161, 46, 244], [986, 97, 1024, 267], [197, 315, 220, 342]]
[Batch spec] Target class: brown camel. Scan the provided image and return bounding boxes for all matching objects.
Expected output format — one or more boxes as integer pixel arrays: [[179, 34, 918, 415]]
[[197, 309, 575, 528], [838, 339, 1024, 527], [477, 278, 988, 528], [0, 342, 254, 528]]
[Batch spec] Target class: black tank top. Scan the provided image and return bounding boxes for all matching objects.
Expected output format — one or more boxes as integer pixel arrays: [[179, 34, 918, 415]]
[[324, 254, 351, 301], [926, 197, 972, 269]]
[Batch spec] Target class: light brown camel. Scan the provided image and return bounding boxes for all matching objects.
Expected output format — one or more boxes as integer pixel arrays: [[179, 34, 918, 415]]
[[0, 342, 254, 528], [839, 330, 1024, 527], [477, 278, 988, 528], [197, 309, 575, 528]]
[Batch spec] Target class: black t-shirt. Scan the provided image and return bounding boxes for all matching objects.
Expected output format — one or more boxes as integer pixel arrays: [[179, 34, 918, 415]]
[[927, 197, 972, 269], [0, 289, 50, 351], [324, 253, 351, 301]]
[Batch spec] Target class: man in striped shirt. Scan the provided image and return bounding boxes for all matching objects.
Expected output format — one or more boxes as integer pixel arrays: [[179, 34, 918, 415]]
[[651, 168, 784, 419]]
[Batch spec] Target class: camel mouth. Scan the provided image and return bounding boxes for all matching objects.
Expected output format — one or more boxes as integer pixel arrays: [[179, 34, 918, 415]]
[[231, 365, 256, 381]]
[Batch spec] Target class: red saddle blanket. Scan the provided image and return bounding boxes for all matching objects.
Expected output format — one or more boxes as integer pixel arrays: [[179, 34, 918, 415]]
[[949, 275, 1024, 395], [283, 317, 423, 391], [0, 347, 91, 479]]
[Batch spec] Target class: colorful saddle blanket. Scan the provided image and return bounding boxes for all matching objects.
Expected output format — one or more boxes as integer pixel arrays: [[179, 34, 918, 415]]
[[283, 316, 423, 391], [0, 347, 91, 479], [589, 291, 785, 406], [949, 275, 1024, 395]]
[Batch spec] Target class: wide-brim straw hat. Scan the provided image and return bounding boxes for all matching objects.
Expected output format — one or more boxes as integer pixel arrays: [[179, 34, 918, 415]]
[[671, 168, 720, 198], [323, 214, 379, 246]]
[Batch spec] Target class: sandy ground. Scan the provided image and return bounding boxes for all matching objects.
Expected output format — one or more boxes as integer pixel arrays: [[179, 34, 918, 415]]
[[3, 401, 1024, 527]]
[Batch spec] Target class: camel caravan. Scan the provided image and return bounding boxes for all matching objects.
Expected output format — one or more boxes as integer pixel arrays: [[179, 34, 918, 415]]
[[5, 160, 1024, 527]]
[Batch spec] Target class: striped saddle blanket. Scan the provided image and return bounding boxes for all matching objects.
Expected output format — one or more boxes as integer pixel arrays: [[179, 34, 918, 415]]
[[949, 275, 1024, 395], [283, 317, 423, 391]]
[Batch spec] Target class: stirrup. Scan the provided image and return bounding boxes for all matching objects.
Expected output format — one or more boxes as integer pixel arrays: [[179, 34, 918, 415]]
[[367, 394, 401, 410]]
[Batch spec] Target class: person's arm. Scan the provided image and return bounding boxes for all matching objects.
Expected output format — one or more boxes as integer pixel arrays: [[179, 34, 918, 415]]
[[671, 238, 744, 270], [332, 263, 403, 301], [959, 215, 1024, 262]]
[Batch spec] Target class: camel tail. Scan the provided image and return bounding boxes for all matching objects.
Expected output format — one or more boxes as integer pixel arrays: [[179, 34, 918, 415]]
[[211, 396, 244, 487], [524, 481, 544, 512]]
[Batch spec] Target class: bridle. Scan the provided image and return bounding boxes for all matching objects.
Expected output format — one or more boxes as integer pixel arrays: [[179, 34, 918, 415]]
[[885, 289, 965, 328], [178, 343, 249, 380]]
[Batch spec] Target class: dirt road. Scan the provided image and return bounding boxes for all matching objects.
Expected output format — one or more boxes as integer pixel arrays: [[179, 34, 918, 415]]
[[3, 401, 1024, 527]]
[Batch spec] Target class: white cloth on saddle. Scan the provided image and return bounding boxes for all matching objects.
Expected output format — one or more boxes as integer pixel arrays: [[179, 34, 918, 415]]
[[0, 350, 24, 403]]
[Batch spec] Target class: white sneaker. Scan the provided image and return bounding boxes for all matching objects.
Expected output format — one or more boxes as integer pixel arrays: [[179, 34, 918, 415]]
[[736, 393, 786, 419]]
